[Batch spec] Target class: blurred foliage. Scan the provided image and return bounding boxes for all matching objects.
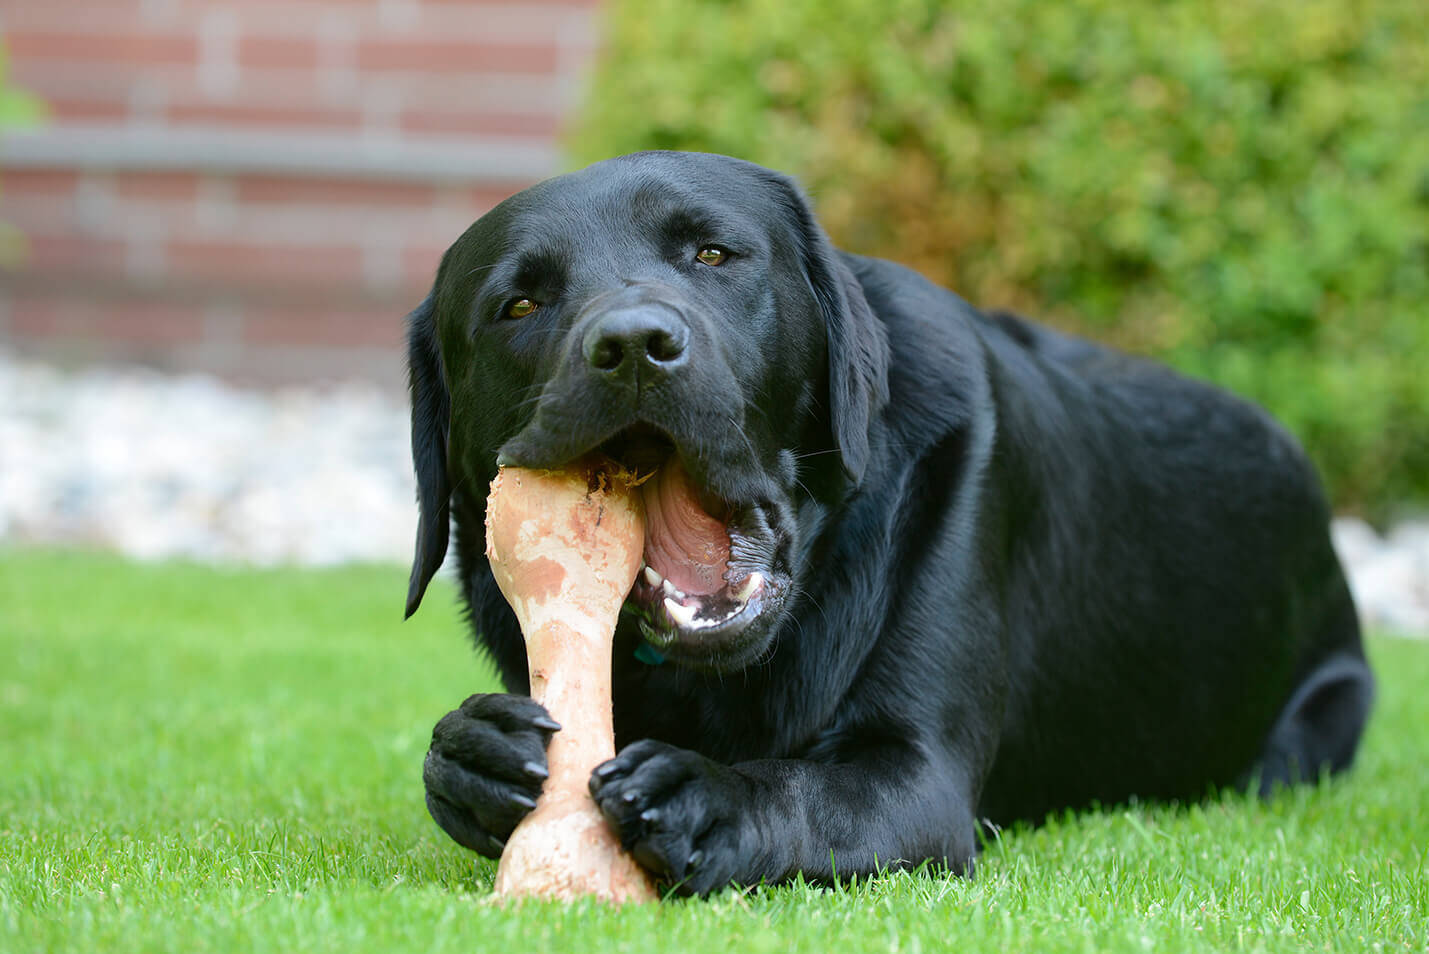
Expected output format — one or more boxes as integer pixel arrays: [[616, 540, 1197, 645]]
[[0, 46, 43, 127], [570, 0, 1429, 516], [0, 43, 45, 266]]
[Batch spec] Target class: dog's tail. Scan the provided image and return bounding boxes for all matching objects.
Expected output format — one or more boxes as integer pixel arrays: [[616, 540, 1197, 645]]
[[1248, 639, 1375, 796]]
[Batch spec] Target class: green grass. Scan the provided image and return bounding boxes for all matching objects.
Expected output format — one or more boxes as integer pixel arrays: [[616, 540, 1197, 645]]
[[2, 549, 1425, 953]]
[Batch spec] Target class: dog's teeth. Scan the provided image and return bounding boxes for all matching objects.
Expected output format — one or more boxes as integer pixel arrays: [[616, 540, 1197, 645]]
[[733, 571, 763, 603], [664, 597, 698, 627], [643, 565, 663, 587], [661, 579, 686, 600]]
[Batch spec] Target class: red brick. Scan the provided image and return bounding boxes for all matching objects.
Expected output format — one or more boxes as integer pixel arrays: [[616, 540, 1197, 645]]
[[334, 68, 564, 112], [419, 0, 600, 6], [4, 296, 201, 345], [166, 237, 366, 287], [46, 98, 133, 123], [92, 300, 205, 345], [217, 0, 378, 6], [168, 0, 383, 32], [402, 244, 446, 290], [20, 235, 129, 275], [454, 185, 526, 213], [0, 1, 597, 382], [5, 30, 199, 66], [0, 170, 84, 197], [237, 34, 321, 70], [356, 37, 558, 74], [166, 101, 363, 130], [399, 107, 561, 138], [242, 304, 401, 349], [0, 1, 146, 30], [235, 176, 439, 208], [114, 172, 204, 203], [0, 195, 74, 237], [6, 297, 69, 338], [390, 4, 599, 41], [5, 60, 181, 113]]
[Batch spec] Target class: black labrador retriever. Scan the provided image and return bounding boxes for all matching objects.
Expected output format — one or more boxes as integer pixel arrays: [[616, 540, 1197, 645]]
[[405, 151, 1373, 896]]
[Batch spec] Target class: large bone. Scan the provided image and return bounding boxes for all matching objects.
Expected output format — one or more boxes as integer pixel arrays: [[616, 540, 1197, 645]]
[[483, 460, 658, 903]]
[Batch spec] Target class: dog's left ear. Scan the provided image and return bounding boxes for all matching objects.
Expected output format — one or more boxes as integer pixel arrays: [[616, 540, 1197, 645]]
[[776, 176, 890, 484], [404, 292, 451, 618]]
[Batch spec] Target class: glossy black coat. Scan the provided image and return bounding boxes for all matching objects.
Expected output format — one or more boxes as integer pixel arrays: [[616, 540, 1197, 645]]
[[407, 152, 1373, 895]]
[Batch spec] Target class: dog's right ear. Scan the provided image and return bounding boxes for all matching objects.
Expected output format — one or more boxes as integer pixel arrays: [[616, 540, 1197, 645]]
[[404, 292, 451, 619], [768, 173, 889, 485]]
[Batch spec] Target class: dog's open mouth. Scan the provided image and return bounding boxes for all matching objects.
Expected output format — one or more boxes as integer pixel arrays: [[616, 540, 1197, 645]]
[[600, 428, 785, 665]]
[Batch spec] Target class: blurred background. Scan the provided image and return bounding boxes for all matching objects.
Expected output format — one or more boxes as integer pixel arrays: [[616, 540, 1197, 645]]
[[0, 0, 598, 388], [1, 0, 1425, 627]]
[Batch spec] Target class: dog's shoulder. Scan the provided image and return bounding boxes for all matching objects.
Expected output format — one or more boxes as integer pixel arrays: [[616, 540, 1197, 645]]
[[838, 250, 1319, 508]]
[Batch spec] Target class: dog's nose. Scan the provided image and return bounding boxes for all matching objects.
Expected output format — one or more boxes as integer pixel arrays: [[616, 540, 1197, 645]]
[[583, 306, 689, 373]]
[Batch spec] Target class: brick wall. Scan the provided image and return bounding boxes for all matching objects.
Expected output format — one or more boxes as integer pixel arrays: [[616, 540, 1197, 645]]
[[0, 0, 601, 389]]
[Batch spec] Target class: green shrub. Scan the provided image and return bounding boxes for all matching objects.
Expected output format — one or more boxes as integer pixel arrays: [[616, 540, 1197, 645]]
[[0, 42, 45, 266], [0, 45, 42, 128], [570, 0, 1429, 516]]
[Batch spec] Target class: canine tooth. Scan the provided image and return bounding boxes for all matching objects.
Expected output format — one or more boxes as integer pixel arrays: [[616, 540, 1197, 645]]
[[643, 566, 664, 587], [661, 579, 686, 600], [664, 597, 698, 627], [733, 571, 764, 603]]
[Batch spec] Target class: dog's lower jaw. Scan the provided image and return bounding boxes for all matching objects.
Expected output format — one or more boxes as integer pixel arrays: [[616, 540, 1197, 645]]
[[621, 491, 794, 672], [626, 570, 786, 671]]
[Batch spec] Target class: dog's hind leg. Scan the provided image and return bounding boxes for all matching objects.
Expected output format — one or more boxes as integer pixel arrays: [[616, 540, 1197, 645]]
[[1248, 647, 1375, 797]]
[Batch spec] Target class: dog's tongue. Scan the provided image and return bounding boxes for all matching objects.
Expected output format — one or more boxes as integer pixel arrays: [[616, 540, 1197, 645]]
[[641, 459, 730, 596]]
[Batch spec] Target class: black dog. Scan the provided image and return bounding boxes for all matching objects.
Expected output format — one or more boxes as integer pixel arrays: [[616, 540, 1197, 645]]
[[405, 151, 1373, 896]]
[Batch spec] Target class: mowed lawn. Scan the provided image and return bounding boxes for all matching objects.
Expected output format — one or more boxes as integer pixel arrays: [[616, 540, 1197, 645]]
[[1, 549, 1425, 953]]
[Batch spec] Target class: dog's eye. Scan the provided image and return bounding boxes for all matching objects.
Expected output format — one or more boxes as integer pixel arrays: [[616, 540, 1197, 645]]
[[505, 298, 540, 319], [696, 246, 728, 267]]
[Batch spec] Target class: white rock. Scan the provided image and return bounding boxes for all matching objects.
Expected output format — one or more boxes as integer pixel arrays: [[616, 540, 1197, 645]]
[[0, 349, 416, 568], [1333, 517, 1429, 635], [1331, 517, 1383, 570]]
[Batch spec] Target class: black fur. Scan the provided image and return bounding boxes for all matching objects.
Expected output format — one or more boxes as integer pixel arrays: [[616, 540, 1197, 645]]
[[405, 293, 451, 619], [407, 151, 1373, 896]]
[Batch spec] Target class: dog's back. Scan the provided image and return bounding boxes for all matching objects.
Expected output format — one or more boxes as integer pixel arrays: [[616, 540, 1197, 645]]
[[967, 307, 1372, 820]]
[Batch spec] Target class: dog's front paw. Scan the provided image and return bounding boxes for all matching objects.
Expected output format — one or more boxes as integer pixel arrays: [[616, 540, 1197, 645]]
[[588, 739, 748, 896], [423, 693, 560, 858]]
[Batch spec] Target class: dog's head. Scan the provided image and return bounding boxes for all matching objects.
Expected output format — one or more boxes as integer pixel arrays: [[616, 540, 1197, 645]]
[[404, 152, 889, 671]]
